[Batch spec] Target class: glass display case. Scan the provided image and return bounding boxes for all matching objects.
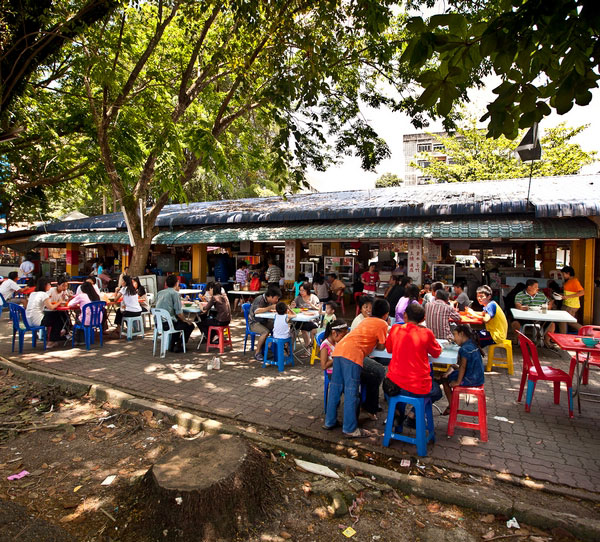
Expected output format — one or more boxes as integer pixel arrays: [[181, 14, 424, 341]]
[[300, 261, 315, 280], [324, 256, 355, 287], [432, 264, 455, 284]]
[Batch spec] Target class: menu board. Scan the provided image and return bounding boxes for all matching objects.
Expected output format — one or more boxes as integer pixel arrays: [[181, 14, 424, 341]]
[[407, 239, 422, 285], [284, 240, 296, 281]]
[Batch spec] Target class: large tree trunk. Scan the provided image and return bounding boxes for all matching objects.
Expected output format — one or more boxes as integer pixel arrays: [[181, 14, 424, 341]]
[[128, 231, 154, 277], [137, 435, 279, 541]]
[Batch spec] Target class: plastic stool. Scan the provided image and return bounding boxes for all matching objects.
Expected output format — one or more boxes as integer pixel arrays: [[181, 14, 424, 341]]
[[263, 337, 294, 372], [336, 294, 346, 316], [383, 395, 435, 456], [206, 326, 233, 353], [309, 338, 320, 365], [447, 385, 488, 442], [486, 339, 514, 374], [121, 316, 144, 341]]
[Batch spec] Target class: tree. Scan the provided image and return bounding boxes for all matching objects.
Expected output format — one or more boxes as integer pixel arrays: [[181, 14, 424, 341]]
[[375, 172, 403, 187], [0, 0, 120, 141], [412, 121, 597, 183], [32, 0, 405, 274], [401, 0, 600, 138]]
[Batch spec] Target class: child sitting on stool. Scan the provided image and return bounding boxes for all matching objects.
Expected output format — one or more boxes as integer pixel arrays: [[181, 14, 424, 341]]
[[440, 324, 485, 415], [273, 301, 295, 356]]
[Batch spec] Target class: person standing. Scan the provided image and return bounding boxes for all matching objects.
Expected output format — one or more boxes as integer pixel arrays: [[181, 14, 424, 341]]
[[265, 260, 282, 286], [155, 275, 195, 352], [559, 265, 584, 332], [19, 257, 34, 279], [361, 263, 379, 297]]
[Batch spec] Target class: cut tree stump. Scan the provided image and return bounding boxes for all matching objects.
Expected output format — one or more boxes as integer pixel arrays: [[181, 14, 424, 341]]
[[140, 434, 279, 541]]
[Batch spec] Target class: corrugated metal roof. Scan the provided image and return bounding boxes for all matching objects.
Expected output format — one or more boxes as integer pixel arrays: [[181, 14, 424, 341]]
[[29, 217, 597, 245], [39, 175, 600, 233]]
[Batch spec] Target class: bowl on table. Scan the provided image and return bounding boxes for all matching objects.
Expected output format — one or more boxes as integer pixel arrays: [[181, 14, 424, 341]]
[[581, 337, 600, 347]]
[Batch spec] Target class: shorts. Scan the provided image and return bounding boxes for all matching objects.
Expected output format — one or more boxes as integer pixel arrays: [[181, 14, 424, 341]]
[[250, 321, 272, 336]]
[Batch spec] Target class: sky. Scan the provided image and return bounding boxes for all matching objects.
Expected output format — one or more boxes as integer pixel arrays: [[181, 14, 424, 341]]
[[305, 81, 600, 193]]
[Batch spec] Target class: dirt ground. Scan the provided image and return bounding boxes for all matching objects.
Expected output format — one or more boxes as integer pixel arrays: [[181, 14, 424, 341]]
[[0, 368, 590, 542]]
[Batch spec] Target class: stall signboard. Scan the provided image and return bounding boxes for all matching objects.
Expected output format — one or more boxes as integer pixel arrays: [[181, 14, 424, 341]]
[[423, 239, 441, 262], [308, 243, 323, 257], [380, 241, 408, 253], [284, 240, 296, 281], [407, 239, 422, 284]]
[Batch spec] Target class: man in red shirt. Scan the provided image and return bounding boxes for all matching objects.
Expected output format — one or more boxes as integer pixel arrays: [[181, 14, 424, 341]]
[[361, 263, 380, 297], [384, 303, 443, 428]]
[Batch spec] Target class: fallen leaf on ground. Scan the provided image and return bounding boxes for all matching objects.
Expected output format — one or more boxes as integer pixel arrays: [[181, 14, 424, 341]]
[[449, 472, 462, 479], [427, 502, 441, 513], [482, 530, 495, 540], [415, 519, 425, 528], [480, 514, 495, 523], [279, 532, 292, 540], [379, 519, 391, 529], [407, 495, 423, 506]]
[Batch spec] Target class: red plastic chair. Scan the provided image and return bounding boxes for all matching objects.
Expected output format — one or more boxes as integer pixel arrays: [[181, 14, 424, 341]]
[[447, 385, 488, 442], [516, 331, 573, 418], [336, 293, 346, 316], [569, 325, 600, 385]]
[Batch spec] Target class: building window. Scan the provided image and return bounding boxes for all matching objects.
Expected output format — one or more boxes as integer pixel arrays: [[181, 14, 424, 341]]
[[432, 143, 445, 152], [417, 143, 431, 152], [417, 160, 431, 168], [418, 176, 432, 184]]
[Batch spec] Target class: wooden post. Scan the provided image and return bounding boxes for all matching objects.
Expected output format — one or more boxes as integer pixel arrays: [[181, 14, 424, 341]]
[[192, 244, 207, 282], [541, 242, 557, 277], [524, 243, 536, 269], [65, 243, 79, 277], [330, 242, 341, 257]]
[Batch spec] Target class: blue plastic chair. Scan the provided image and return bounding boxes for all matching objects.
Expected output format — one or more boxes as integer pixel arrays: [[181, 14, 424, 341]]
[[0, 293, 7, 318], [383, 394, 435, 457], [263, 337, 294, 372], [242, 302, 259, 353], [191, 283, 207, 300], [72, 301, 106, 350], [8, 303, 47, 354]]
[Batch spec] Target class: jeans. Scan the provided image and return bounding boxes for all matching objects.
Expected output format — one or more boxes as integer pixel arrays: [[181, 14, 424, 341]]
[[325, 356, 362, 434], [361, 356, 386, 414]]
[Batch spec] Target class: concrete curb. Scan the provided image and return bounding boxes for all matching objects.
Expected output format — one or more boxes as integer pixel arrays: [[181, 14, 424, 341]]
[[2, 356, 599, 541]]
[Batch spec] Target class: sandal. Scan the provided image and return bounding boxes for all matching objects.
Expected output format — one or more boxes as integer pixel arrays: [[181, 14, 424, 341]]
[[343, 428, 371, 438]]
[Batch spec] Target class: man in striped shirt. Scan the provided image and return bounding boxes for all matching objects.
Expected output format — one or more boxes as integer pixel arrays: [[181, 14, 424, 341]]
[[265, 260, 282, 285], [425, 289, 461, 340], [512, 279, 555, 347]]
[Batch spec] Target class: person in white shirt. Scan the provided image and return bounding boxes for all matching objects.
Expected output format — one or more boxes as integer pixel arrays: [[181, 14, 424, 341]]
[[112, 275, 142, 328], [26, 278, 63, 347], [76, 276, 102, 297], [19, 258, 34, 278], [0, 272, 22, 304]]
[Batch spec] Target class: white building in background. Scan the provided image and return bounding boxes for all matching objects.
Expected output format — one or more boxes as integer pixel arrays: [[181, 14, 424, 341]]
[[403, 132, 451, 185]]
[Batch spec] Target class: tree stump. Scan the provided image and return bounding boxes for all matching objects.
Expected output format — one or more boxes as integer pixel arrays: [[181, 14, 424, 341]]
[[140, 434, 279, 541]]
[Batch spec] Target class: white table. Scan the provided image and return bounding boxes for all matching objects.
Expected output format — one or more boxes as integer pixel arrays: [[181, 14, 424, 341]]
[[511, 308, 577, 346], [229, 290, 265, 296], [255, 310, 320, 323], [178, 289, 202, 296], [370, 340, 460, 366]]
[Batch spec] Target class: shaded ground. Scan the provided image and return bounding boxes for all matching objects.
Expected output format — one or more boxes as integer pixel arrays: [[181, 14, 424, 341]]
[[0, 369, 595, 542], [2, 311, 599, 495]]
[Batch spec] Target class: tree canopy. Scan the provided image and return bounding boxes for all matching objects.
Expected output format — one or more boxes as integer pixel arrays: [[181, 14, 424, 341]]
[[402, 0, 600, 138], [375, 172, 403, 187], [412, 121, 597, 183]]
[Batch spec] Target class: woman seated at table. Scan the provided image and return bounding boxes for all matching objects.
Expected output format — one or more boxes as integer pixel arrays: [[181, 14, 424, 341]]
[[68, 282, 101, 325], [197, 282, 231, 339], [132, 277, 150, 313], [112, 275, 142, 329], [26, 277, 67, 348], [394, 284, 420, 324], [290, 282, 320, 349], [470, 285, 508, 348]]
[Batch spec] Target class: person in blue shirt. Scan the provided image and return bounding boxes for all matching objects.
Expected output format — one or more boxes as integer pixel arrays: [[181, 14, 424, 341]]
[[440, 324, 485, 415]]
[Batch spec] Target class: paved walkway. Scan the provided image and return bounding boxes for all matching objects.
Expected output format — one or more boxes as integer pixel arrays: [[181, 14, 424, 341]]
[[1, 311, 599, 494]]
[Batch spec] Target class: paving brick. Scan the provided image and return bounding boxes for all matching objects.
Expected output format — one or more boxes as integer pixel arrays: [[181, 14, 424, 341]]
[[3, 315, 600, 494]]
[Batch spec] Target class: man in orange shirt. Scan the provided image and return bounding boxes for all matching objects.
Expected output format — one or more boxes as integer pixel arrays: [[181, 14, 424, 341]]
[[384, 303, 443, 428], [559, 265, 584, 332], [324, 298, 389, 437]]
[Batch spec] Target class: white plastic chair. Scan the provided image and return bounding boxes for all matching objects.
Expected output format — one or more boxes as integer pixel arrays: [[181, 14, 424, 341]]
[[151, 308, 186, 358]]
